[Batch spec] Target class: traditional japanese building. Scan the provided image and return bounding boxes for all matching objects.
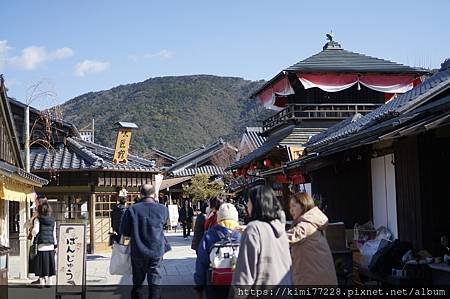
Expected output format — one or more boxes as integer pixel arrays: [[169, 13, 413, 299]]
[[7, 99, 158, 253], [145, 147, 177, 169], [228, 35, 428, 214], [287, 59, 450, 256], [0, 76, 48, 280], [28, 137, 157, 253], [162, 139, 237, 204]]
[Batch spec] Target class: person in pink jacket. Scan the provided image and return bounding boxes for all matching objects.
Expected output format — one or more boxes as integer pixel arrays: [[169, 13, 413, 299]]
[[287, 192, 337, 285]]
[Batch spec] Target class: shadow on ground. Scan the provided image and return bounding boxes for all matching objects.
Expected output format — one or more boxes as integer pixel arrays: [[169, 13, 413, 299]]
[[8, 285, 199, 299]]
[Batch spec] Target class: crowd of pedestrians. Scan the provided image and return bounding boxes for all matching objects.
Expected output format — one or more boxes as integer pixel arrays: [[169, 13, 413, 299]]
[[27, 181, 337, 299], [192, 184, 337, 299], [110, 183, 338, 299]]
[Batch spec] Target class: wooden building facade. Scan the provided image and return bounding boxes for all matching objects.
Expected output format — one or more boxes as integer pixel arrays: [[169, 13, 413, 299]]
[[228, 36, 427, 217], [0, 76, 47, 282], [7, 97, 158, 253], [287, 59, 450, 255], [29, 137, 157, 253]]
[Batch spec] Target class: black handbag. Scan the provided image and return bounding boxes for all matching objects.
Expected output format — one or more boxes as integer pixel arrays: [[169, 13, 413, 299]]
[[28, 230, 39, 273], [28, 242, 38, 273]]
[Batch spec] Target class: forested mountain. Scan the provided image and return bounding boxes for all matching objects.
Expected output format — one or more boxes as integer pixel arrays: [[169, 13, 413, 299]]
[[61, 75, 272, 157]]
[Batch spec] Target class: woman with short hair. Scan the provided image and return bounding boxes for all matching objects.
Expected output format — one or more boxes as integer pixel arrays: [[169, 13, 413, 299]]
[[232, 185, 292, 286], [32, 201, 57, 287], [287, 192, 337, 285]]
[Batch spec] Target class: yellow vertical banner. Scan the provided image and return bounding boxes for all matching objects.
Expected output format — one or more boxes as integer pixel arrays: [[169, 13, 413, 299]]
[[113, 128, 132, 164]]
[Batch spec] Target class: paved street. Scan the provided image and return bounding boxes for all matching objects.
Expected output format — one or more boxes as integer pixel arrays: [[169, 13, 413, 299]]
[[8, 232, 200, 298]]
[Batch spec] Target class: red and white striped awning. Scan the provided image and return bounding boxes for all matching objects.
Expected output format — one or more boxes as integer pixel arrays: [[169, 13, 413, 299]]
[[256, 75, 294, 111], [255, 73, 422, 110]]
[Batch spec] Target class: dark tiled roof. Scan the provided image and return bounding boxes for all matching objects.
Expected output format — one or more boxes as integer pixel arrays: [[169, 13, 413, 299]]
[[228, 125, 326, 170], [167, 139, 230, 174], [286, 48, 428, 73], [306, 67, 450, 151], [243, 127, 266, 151], [251, 43, 429, 98], [0, 160, 48, 186], [30, 137, 157, 172], [150, 147, 177, 163], [7, 97, 79, 137], [0, 76, 47, 186], [307, 114, 363, 145], [172, 165, 224, 177], [1, 77, 24, 169]]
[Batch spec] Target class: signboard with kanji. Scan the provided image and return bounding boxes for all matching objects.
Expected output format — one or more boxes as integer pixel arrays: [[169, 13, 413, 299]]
[[56, 223, 86, 297], [113, 128, 132, 164]]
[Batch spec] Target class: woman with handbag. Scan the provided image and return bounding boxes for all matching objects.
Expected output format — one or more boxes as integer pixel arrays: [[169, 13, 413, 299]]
[[32, 201, 57, 287], [28, 197, 47, 284]]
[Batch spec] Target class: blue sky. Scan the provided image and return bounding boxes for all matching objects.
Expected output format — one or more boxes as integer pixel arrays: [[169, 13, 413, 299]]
[[1, 0, 449, 109]]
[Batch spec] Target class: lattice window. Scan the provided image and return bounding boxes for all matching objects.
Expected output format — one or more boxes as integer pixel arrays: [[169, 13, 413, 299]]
[[94, 194, 138, 245]]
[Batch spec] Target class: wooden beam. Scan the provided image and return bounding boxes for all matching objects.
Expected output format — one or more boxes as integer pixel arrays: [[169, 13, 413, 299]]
[[36, 185, 91, 193]]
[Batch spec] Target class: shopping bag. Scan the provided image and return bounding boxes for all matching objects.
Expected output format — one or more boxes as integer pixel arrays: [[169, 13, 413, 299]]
[[109, 242, 131, 275]]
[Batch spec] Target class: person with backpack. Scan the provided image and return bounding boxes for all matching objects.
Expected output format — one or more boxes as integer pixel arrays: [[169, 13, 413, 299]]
[[111, 196, 127, 244], [194, 203, 241, 299], [287, 192, 337, 285], [231, 185, 292, 288]]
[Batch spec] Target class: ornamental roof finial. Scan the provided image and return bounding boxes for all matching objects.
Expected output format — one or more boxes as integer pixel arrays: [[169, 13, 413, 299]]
[[323, 30, 341, 50], [326, 30, 333, 42]]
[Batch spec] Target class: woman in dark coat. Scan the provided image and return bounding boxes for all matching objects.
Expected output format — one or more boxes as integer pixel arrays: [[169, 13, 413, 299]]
[[191, 202, 207, 253], [32, 201, 57, 287]]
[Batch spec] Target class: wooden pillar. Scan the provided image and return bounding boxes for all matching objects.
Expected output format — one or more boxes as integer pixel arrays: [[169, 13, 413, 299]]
[[394, 137, 423, 250], [89, 193, 96, 254], [18, 199, 28, 279]]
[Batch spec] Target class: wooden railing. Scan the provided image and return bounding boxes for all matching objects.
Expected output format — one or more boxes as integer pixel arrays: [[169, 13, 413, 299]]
[[263, 103, 381, 131]]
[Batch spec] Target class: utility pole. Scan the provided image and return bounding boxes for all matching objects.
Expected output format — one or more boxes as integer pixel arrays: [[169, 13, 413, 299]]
[[92, 118, 95, 143], [24, 106, 30, 172], [19, 104, 30, 280]]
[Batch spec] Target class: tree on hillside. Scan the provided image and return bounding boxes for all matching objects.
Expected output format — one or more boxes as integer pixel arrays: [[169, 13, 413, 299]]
[[182, 174, 224, 203]]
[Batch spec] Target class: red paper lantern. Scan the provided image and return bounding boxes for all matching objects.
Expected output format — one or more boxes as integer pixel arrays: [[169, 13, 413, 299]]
[[263, 159, 272, 167], [292, 174, 305, 185], [274, 174, 289, 184]]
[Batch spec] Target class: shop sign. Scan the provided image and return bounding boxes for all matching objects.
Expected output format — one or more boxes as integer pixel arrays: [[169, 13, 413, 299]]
[[56, 223, 86, 297]]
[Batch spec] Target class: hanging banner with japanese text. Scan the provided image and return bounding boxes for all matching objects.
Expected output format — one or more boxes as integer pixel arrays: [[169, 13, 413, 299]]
[[113, 128, 132, 164], [56, 223, 86, 295]]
